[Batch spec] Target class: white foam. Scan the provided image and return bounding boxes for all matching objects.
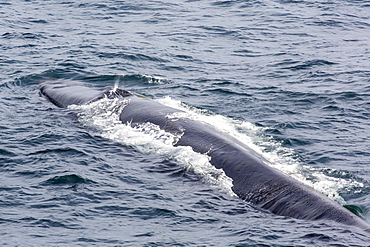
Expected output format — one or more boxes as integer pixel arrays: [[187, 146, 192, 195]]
[[141, 74, 172, 84], [70, 94, 363, 204], [69, 96, 234, 196], [156, 96, 364, 204]]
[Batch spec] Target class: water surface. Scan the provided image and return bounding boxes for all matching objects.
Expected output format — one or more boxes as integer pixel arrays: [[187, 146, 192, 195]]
[[1, 0, 370, 246]]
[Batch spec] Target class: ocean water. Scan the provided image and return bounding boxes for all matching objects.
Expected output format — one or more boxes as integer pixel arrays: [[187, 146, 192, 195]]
[[1, 0, 370, 246]]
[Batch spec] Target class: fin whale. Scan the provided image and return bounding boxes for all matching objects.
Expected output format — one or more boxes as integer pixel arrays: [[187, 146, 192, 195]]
[[40, 79, 370, 232]]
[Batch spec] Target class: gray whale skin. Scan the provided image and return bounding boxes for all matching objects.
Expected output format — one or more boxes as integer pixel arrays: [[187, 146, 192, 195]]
[[40, 79, 370, 233]]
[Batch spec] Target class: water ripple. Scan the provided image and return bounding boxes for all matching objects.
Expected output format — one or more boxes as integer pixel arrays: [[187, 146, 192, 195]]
[[1, 0, 370, 245]]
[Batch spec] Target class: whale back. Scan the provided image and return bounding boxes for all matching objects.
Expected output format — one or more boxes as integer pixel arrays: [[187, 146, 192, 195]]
[[117, 95, 370, 231], [40, 79, 132, 108], [40, 80, 370, 233]]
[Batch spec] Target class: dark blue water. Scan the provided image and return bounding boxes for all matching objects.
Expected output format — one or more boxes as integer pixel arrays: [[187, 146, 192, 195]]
[[2, 0, 370, 246]]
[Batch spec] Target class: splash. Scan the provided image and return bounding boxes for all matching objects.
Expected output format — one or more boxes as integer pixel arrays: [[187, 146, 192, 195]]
[[156, 96, 364, 204], [141, 74, 172, 84], [69, 95, 234, 196], [70, 93, 363, 204], [113, 74, 124, 91]]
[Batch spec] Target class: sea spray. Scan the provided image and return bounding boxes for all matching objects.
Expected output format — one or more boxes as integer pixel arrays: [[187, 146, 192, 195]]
[[113, 74, 124, 92], [69, 95, 234, 196], [70, 93, 363, 204], [156, 96, 364, 204]]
